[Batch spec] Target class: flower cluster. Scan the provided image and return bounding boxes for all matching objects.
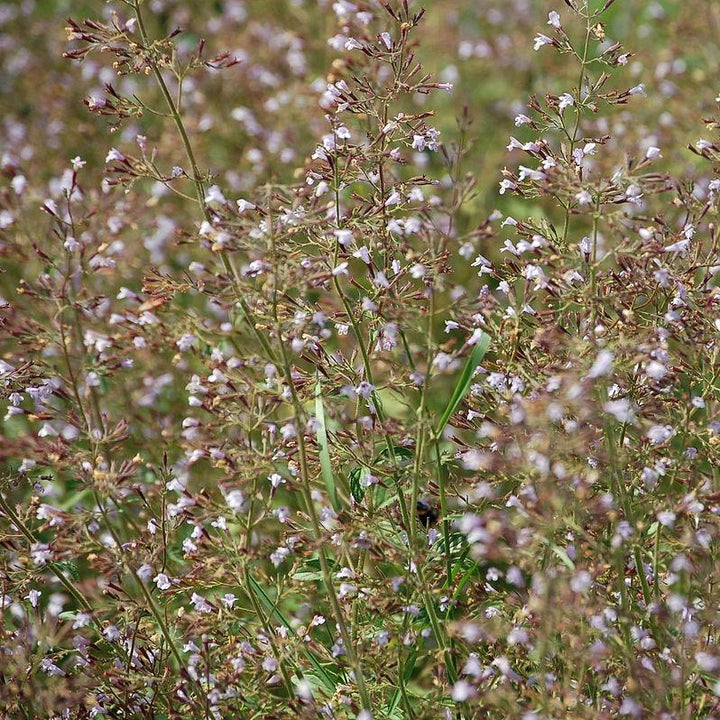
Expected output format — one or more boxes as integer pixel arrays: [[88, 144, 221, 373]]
[[1, 1, 720, 719]]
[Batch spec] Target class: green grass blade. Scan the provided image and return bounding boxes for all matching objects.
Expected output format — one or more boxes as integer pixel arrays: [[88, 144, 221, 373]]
[[314, 372, 343, 511], [434, 331, 491, 438], [246, 575, 340, 693], [389, 647, 418, 716]]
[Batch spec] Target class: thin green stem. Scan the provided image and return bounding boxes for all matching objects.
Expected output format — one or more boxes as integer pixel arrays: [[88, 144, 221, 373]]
[[269, 202, 372, 713], [133, 0, 277, 366], [434, 441, 453, 585], [561, 15, 593, 246], [0, 492, 94, 617], [135, 575, 188, 672]]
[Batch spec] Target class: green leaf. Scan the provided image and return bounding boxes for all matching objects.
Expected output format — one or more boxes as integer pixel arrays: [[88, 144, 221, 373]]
[[348, 466, 368, 503], [389, 647, 418, 715], [432, 531, 467, 557], [314, 373, 342, 512], [434, 332, 491, 438], [544, 541, 576, 571], [292, 556, 337, 583], [292, 557, 327, 582], [349, 446, 413, 506], [246, 574, 340, 694], [377, 445, 414, 466], [54, 560, 80, 582]]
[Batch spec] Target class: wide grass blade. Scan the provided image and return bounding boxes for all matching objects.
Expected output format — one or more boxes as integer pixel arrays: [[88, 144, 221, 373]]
[[434, 331, 491, 438]]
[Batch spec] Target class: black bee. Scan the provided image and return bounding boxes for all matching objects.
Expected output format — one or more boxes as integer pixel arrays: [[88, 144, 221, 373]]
[[416, 499, 439, 528]]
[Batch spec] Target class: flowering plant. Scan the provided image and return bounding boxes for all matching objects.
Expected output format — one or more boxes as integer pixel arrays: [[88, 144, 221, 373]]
[[1, 0, 720, 718]]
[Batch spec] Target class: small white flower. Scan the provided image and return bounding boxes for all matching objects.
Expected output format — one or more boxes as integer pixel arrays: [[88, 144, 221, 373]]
[[410, 263, 426, 279], [460, 449, 491, 471], [136, 564, 153, 583], [270, 546, 290, 567], [558, 93, 575, 112], [31, 543, 52, 566], [603, 399, 637, 424], [570, 570, 593, 593], [451, 679, 476, 702], [11, 175, 27, 195], [587, 350, 614, 379], [190, 592, 213, 613], [176, 334, 198, 352], [499, 179, 517, 195], [268, 473, 285, 489], [72, 612, 91, 629], [204, 185, 227, 205], [664, 239, 690, 254], [236, 198, 256, 213], [468, 328, 486, 345], [38, 423, 58, 438], [333, 229, 353, 246], [103, 625, 120, 642], [105, 148, 125, 163], [385, 190, 402, 207], [355, 381, 376, 399], [696, 652, 720, 672], [647, 424, 675, 445], [64, 236, 80, 252], [517, 165, 545, 182], [533, 33, 554, 51], [25, 589, 42, 608], [221, 593, 237, 608], [295, 678, 314, 701], [40, 659, 65, 677], [153, 573, 171, 590], [644, 360, 667, 380], [225, 490, 246, 513]]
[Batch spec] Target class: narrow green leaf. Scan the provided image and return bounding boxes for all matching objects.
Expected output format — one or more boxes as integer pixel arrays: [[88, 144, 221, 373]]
[[314, 373, 342, 511], [546, 542, 576, 571], [434, 332, 491, 438], [247, 575, 340, 693], [389, 648, 418, 715]]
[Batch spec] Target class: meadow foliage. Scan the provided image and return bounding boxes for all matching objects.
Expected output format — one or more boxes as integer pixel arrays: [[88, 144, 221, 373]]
[[1, 0, 720, 718]]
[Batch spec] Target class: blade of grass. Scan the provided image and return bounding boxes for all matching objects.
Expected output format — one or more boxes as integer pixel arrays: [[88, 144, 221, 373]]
[[314, 372, 346, 512], [432, 331, 490, 588], [434, 331, 491, 439], [389, 645, 418, 717], [246, 574, 341, 694]]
